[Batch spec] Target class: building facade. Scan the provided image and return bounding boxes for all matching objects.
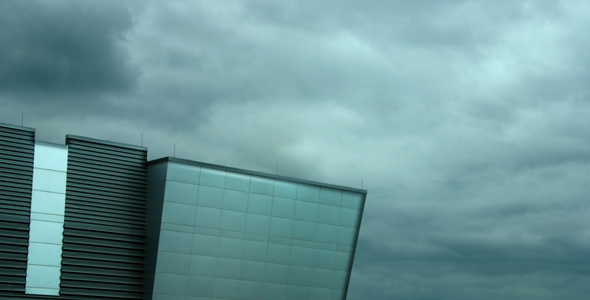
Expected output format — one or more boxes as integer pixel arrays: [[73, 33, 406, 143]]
[[0, 122, 367, 300]]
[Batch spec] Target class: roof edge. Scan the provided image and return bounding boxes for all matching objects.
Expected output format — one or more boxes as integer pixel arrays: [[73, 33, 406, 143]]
[[66, 134, 147, 151], [148, 156, 368, 194]]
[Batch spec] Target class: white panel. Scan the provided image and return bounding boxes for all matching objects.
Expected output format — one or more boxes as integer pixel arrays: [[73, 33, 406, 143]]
[[25, 287, 59, 296], [31, 190, 66, 216], [26, 143, 67, 296], [29, 220, 64, 245], [27, 243, 63, 266], [30, 212, 65, 223], [32, 169, 67, 194], [26, 265, 61, 290], [33, 143, 68, 172]]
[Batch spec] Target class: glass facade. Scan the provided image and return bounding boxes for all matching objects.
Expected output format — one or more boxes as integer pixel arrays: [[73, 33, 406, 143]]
[[146, 159, 366, 300]]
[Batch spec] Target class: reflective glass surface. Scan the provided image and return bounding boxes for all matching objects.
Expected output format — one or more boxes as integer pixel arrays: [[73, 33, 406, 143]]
[[31, 190, 66, 216], [29, 220, 63, 244], [167, 161, 200, 184], [27, 243, 63, 266], [199, 168, 226, 188], [151, 164, 365, 300], [25, 265, 60, 289]]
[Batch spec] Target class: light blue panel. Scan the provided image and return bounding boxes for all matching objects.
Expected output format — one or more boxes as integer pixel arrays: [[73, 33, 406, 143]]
[[163, 181, 199, 205], [158, 230, 193, 254], [24, 287, 59, 296], [341, 191, 364, 210], [243, 240, 268, 262], [155, 251, 190, 275], [32, 169, 67, 194], [250, 176, 274, 196], [220, 210, 247, 232], [339, 208, 361, 228], [167, 161, 200, 184], [315, 223, 338, 245], [267, 243, 291, 265], [199, 167, 226, 188], [265, 263, 289, 284], [296, 184, 320, 203], [290, 246, 314, 267], [311, 268, 334, 289], [240, 260, 266, 282], [317, 204, 340, 226], [245, 214, 270, 236], [152, 273, 189, 296], [218, 237, 244, 259], [30, 191, 66, 216], [194, 227, 220, 237], [334, 251, 354, 272], [288, 266, 312, 287], [319, 187, 342, 206], [223, 190, 249, 212], [33, 143, 68, 172], [213, 278, 239, 299], [239, 280, 264, 300], [29, 220, 63, 245], [30, 212, 64, 223], [272, 197, 296, 219], [286, 285, 311, 300], [337, 227, 358, 247], [196, 185, 224, 209], [274, 180, 297, 199], [225, 172, 251, 192], [195, 206, 222, 229], [262, 283, 287, 300], [186, 276, 215, 298], [161, 202, 196, 226], [294, 201, 318, 222], [192, 234, 219, 256], [332, 289, 346, 300], [189, 255, 216, 277], [313, 248, 335, 270], [248, 194, 272, 215], [316, 243, 337, 251], [310, 287, 332, 300], [216, 257, 242, 279], [333, 271, 350, 290], [27, 243, 62, 266], [25, 265, 60, 290], [270, 217, 293, 239]]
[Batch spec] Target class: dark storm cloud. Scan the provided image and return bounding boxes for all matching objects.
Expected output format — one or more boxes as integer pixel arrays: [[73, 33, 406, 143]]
[[3, 1, 590, 299], [0, 1, 138, 97]]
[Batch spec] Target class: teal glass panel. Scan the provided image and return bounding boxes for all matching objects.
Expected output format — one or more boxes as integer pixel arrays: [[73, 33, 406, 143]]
[[213, 278, 239, 299], [218, 237, 244, 259], [267, 243, 291, 265], [265, 263, 289, 284], [199, 168, 226, 188], [186, 276, 214, 297], [317, 204, 340, 225], [272, 197, 296, 219], [197, 186, 224, 209], [250, 176, 274, 195], [262, 283, 287, 300], [240, 260, 266, 282], [293, 220, 316, 242], [288, 266, 312, 287], [270, 217, 294, 239], [225, 172, 251, 192], [243, 240, 268, 262], [339, 208, 361, 228], [294, 201, 318, 222], [290, 246, 314, 267], [245, 214, 271, 235], [315, 223, 338, 245], [220, 210, 247, 232], [215, 257, 241, 279], [341, 191, 364, 210], [195, 206, 221, 229], [319, 187, 341, 206], [296, 184, 320, 203], [274, 180, 297, 199], [248, 194, 273, 215], [223, 189, 249, 212], [166, 162, 200, 184]]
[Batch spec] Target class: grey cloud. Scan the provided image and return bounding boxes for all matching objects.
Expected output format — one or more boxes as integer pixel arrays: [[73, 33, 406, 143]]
[[0, 1, 138, 97]]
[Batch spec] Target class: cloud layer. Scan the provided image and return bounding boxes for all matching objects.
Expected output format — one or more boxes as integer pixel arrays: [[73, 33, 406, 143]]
[[2, 1, 590, 299]]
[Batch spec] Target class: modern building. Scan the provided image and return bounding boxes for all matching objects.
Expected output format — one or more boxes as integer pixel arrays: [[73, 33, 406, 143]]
[[0, 122, 367, 300]]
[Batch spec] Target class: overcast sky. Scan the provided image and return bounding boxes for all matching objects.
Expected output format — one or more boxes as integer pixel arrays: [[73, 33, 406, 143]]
[[2, 1, 590, 299]]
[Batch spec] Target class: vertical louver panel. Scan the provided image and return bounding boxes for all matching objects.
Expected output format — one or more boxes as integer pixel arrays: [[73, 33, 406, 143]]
[[61, 136, 146, 299], [0, 123, 35, 293]]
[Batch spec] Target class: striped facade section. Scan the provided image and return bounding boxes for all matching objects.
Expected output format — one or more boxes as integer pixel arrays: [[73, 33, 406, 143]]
[[60, 135, 147, 299], [0, 124, 35, 294]]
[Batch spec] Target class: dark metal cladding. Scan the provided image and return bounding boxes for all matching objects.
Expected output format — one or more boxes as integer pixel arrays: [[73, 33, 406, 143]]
[[0, 123, 35, 294], [60, 135, 147, 300]]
